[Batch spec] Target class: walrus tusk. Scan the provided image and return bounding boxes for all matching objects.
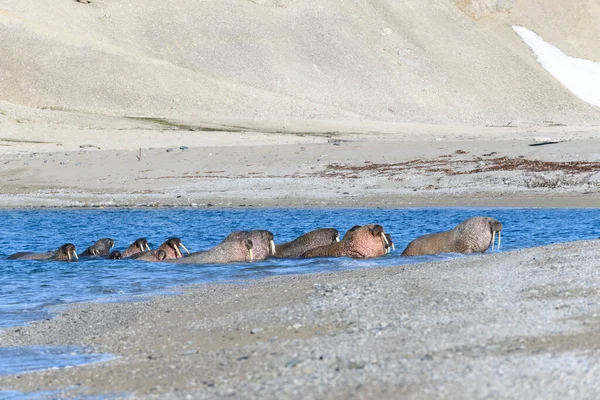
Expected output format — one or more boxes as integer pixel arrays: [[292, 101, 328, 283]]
[[492, 231, 496, 250], [497, 232, 501, 250], [73, 251, 78, 260], [381, 232, 389, 247], [145, 244, 151, 251], [248, 248, 253, 262], [174, 246, 182, 258], [180, 243, 190, 255], [269, 240, 276, 256], [335, 235, 340, 242], [68, 252, 71, 261], [391, 243, 395, 251]]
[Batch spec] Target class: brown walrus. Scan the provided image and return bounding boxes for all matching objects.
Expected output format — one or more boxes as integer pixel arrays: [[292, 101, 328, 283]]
[[122, 238, 151, 258], [222, 230, 275, 260], [401, 216, 502, 256], [8, 243, 79, 262], [168, 239, 253, 264], [78, 238, 114, 257], [273, 228, 340, 258], [130, 237, 189, 262], [300, 224, 388, 259]]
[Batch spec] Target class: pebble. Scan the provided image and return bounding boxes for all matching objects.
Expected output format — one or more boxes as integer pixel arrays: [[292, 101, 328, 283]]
[[251, 328, 264, 334]]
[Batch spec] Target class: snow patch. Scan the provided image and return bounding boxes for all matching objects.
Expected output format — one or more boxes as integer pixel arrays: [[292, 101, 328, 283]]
[[513, 26, 600, 108]]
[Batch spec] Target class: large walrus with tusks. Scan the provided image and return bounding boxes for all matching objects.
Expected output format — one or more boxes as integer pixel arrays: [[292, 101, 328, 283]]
[[8, 243, 79, 261], [131, 237, 189, 262], [78, 238, 114, 257], [122, 238, 151, 258], [300, 224, 389, 259], [273, 228, 340, 258], [222, 230, 275, 260], [401, 216, 502, 256], [168, 239, 253, 264]]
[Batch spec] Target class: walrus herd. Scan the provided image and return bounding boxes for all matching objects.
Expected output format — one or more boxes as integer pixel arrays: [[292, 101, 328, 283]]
[[7, 216, 502, 264]]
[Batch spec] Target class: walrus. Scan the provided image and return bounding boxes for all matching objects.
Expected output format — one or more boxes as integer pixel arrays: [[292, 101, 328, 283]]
[[401, 216, 502, 256], [108, 250, 123, 260], [300, 224, 388, 259], [8, 243, 79, 261], [273, 228, 340, 258], [130, 237, 189, 261], [122, 238, 151, 258], [133, 249, 168, 262], [168, 239, 253, 264], [222, 230, 275, 260], [78, 238, 114, 257]]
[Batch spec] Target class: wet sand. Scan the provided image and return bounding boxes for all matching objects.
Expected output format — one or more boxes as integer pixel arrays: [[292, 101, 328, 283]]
[[1, 240, 600, 398]]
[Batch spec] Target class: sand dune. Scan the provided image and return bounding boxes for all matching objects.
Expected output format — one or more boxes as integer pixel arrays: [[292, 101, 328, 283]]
[[1, 0, 599, 125]]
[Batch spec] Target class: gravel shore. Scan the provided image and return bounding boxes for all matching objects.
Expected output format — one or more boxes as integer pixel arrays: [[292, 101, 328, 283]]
[[1, 240, 600, 398]]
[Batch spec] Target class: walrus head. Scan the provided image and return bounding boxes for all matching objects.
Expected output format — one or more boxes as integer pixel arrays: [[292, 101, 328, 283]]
[[109, 250, 122, 260], [55, 243, 79, 261], [155, 249, 168, 261], [81, 238, 114, 257], [122, 238, 151, 258], [160, 237, 190, 259], [342, 224, 388, 258], [490, 219, 503, 250]]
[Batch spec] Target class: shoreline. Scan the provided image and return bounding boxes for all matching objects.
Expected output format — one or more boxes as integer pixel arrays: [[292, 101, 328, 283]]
[[1, 240, 600, 398]]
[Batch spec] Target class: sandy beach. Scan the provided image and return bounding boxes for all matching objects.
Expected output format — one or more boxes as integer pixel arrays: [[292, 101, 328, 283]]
[[1, 114, 599, 208], [1, 240, 600, 398]]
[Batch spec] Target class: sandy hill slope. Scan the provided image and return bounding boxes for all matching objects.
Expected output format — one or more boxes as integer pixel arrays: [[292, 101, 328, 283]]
[[0, 0, 599, 125]]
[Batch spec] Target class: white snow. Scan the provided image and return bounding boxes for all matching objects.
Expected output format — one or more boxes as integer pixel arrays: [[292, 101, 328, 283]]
[[513, 25, 600, 108]]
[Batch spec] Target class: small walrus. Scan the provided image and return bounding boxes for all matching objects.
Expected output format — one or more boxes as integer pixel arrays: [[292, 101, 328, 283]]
[[401, 216, 502, 256]]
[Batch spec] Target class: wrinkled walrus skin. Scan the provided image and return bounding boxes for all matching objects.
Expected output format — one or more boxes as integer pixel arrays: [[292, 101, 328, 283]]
[[300, 224, 388, 259], [273, 228, 340, 258], [223, 230, 275, 260], [168, 239, 253, 265], [401, 216, 502, 256]]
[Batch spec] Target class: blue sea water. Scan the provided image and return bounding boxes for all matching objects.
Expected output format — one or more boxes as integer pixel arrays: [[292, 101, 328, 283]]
[[0, 207, 599, 331]]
